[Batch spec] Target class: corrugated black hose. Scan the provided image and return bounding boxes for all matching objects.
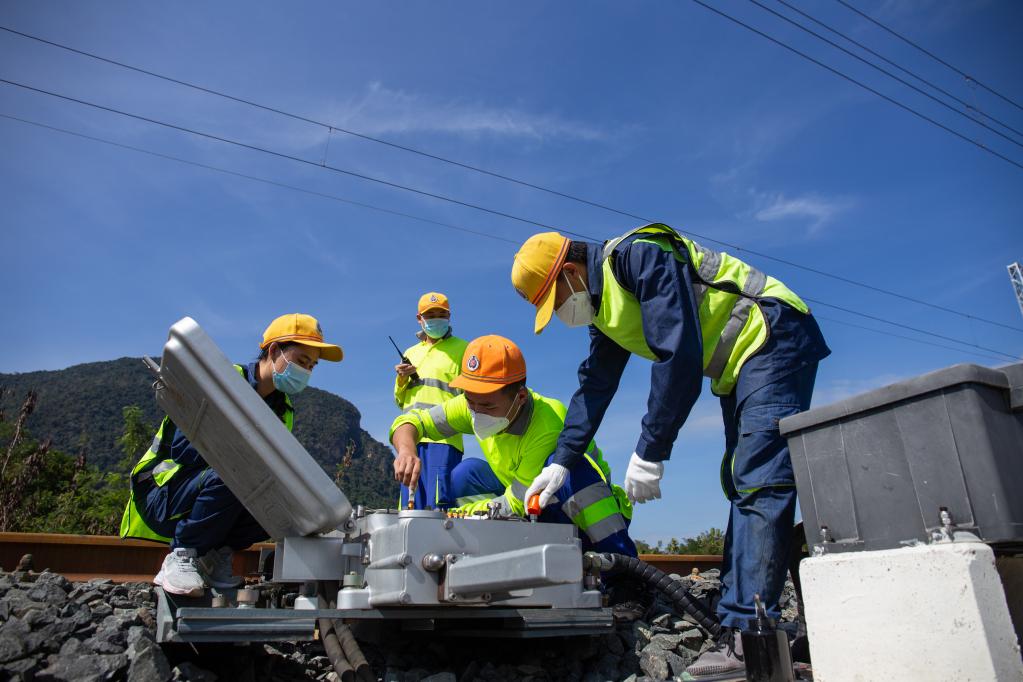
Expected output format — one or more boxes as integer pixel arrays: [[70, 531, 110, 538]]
[[596, 553, 721, 637]]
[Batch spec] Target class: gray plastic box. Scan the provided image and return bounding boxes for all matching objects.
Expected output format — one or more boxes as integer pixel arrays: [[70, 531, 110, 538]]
[[780, 362, 1023, 553]]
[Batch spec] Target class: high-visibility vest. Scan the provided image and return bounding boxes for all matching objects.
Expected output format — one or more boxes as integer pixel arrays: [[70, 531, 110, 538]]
[[593, 223, 809, 396], [119, 364, 293, 543], [391, 390, 633, 542], [393, 334, 468, 450]]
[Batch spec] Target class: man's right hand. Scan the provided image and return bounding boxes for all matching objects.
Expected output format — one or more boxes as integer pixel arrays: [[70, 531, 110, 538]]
[[395, 362, 418, 378], [393, 447, 421, 488]]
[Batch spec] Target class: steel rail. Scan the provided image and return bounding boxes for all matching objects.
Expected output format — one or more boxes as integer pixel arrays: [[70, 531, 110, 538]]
[[0, 532, 722, 583]]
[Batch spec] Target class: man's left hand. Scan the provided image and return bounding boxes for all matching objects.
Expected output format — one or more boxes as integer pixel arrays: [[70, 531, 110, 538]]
[[623, 452, 663, 504]]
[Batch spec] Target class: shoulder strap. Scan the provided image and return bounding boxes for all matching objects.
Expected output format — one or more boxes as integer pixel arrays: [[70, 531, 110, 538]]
[[601, 223, 681, 261]]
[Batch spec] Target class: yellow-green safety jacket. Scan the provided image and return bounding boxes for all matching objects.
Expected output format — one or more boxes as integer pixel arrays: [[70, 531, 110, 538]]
[[394, 333, 468, 451], [390, 390, 633, 544], [119, 363, 293, 543], [594, 223, 809, 396]]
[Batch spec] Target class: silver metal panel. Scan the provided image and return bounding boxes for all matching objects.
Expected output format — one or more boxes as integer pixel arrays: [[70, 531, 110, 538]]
[[359, 513, 593, 608], [445, 544, 581, 595], [274, 536, 350, 581], [155, 317, 352, 539]]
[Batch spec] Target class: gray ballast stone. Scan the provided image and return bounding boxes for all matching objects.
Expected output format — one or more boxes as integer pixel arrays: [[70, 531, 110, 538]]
[[638, 649, 670, 680], [420, 673, 457, 682], [36, 652, 129, 682], [127, 641, 172, 682]]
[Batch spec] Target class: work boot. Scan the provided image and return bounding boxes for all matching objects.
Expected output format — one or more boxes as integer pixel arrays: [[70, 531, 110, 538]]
[[684, 627, 745, 678], [197, 546, 244, 589], [154, 548, 206, 596]]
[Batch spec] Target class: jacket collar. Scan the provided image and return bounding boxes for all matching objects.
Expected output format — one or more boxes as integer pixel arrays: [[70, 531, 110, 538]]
[[504, 391, 534, 436]]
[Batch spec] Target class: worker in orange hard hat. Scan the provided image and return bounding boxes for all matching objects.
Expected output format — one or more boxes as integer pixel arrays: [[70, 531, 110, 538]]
[[121, 314, 342, 597], [393, 292, 469, 509], [389, 334, 636, 557]]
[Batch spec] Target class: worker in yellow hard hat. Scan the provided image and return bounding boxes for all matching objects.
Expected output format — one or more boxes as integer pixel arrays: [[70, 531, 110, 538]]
[[390, 334, 636, 557], [121, 314, 342, 597], [393, 292, 469, 509], [511, 225, 830, 678]]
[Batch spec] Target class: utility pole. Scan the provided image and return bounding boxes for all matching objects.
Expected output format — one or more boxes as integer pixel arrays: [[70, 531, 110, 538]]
[[1009, 262, 1023, 321]]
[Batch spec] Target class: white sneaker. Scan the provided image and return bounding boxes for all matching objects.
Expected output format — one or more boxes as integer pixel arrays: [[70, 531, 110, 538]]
[[155, 548, 206, 596], [197, 546, 243, 589]]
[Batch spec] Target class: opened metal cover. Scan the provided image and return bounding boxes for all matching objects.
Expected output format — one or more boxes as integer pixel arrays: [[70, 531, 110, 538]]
[[152, 317, 352, 539]]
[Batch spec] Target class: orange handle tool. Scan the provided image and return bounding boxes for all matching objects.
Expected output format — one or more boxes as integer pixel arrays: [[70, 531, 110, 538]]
[[527, 494, 541, 517]]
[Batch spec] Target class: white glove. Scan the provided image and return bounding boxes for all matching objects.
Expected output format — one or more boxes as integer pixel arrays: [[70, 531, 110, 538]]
[[524, 463, 570, 509], [623, 452, 663, 504]]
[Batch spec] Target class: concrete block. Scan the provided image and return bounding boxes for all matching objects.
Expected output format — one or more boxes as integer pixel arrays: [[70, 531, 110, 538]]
[[801, 541, 1022, 681]]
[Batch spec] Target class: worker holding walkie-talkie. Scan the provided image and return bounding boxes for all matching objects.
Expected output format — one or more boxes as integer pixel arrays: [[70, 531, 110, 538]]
[[391, 292, 469, 510]]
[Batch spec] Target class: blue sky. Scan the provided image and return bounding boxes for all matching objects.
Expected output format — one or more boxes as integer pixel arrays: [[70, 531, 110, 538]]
[[1, 1, 1020, 545]]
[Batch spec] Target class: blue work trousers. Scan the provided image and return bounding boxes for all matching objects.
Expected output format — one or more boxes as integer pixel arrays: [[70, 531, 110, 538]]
[[399, 442, 463, 510], [144, 467, 267, 556], [450, 455, 637, 557], [716, 363, 817, 629]]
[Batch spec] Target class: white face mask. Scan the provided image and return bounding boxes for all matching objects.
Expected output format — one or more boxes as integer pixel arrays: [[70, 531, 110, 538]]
[[470, 395, 521, 440], [555, 271, 594, 328]]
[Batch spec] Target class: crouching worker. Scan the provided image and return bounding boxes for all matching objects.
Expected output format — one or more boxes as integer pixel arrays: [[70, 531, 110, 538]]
[[120, 314, 343, 596], [390, 334, 636, 557]]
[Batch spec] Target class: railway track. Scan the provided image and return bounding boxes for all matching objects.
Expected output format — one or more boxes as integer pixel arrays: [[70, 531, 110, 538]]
[[0, 532, 722, 583]]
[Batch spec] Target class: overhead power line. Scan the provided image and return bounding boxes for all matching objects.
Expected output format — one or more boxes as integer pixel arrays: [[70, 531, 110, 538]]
[[833, 0, 1023, 114], [803, 298, 1015, 361], [686, 0, 1023, 172], [771, 0, 1023, 141], [1, 26, 1020, 335], [745, 0, 1023, 150], [0, 77, 574, 234], [813, 314, 1010, 364], [0, 105, 1018, 362], [0, 113, 515, 245]]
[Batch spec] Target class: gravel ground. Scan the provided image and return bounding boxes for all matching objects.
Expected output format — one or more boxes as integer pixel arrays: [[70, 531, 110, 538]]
[[0, 565, 798, 682]]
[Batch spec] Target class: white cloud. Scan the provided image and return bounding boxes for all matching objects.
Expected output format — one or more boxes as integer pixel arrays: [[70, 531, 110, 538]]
[[323, 81, 606, 142], [752, 191, 854, 233]]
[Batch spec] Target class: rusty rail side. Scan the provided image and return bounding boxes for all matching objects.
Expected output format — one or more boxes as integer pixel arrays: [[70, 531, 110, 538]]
[[0, 532, 272, 582], [0, 533, 722, 583]]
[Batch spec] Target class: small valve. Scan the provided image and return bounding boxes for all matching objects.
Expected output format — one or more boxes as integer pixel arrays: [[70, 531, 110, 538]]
[[527, 494, 541, 522]]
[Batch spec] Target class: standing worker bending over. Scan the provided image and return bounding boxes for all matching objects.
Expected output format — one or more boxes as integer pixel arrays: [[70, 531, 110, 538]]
[[390, 335, 636, 557], [511, 224, 829, 679], [393, 292, 468, 509], [121, 314, 343, 596]]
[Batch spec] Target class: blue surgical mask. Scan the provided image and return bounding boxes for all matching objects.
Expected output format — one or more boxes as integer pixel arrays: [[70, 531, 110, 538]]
[[422, 318, 450, 339], [271, 349, 311, 395]]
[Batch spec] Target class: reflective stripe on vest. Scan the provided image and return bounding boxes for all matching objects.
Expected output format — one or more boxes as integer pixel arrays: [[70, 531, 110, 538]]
[[395, 336, 468, 449], [594, 223, 808, 395]]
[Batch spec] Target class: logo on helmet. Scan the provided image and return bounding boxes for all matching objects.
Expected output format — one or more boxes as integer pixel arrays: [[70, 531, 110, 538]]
[[466, 354, 480, 372], [430, 294, 438, 302]]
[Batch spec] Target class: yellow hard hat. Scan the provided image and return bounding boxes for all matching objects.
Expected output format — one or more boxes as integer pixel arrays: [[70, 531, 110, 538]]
[[510, 232, 569, 334]]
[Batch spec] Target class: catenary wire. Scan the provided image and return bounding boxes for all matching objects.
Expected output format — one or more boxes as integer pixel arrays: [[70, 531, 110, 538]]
[[833, 0, 1023, 114], [744, 0, 1023, 149], [0, 114, 515, 245], [804, 298, 1017, 360], [1, 25, 1021, 334], [685, 0, 1023, 172], [0, 77, 576, 236], [812, 314, 1009, 365], [1, 108, 1018, 362], [771, 0, 1023, 140]]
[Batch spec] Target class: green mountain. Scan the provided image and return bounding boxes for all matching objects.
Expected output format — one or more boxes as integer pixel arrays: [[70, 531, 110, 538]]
[[0, 357, 397, 508]]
